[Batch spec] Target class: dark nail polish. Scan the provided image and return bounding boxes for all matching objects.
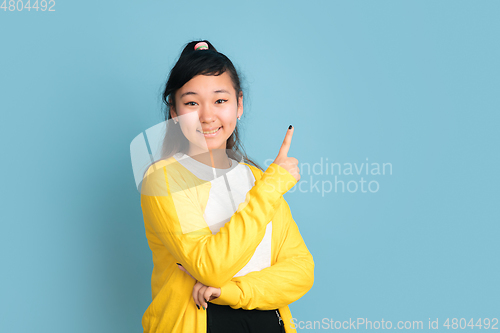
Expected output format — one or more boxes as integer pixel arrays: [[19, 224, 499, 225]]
[[176, 263, 182, 266], [205, 298, 208, 303], [196, 304, 200, 310], [288, 125, 292, 129], [202, 306, 205, 310]]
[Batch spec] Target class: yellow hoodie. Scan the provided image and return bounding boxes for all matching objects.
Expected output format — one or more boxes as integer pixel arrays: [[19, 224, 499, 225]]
[[140, 156, 314, 332]]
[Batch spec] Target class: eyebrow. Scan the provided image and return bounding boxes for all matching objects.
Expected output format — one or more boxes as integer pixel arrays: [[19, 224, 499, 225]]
[[180, 89, 231, 98]]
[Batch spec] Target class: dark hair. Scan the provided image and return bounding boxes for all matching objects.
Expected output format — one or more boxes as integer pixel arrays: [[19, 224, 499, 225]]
[[159, 40, 263, 171]]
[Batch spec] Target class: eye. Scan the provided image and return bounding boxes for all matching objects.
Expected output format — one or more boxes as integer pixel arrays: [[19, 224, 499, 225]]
[[184, 101, 197, 106], [215, 99, 228, 104]]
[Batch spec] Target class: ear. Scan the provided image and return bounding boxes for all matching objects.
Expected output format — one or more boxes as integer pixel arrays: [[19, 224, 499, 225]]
[[169, 97, 177, 118], [237, 91, 243, 119]]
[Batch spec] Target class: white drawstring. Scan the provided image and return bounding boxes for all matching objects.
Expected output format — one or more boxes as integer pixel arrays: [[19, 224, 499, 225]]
[[275, 310, 283, 325]]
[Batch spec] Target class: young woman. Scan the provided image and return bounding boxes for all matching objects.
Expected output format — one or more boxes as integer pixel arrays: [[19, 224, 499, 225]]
[[140, 40, 314, 333]]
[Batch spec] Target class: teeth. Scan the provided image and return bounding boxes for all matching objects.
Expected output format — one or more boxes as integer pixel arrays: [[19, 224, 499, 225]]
[[201, 127, 220, 134]]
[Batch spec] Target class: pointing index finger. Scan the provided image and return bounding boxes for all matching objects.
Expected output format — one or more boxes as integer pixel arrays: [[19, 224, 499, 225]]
[[278, 125, 294, 157]]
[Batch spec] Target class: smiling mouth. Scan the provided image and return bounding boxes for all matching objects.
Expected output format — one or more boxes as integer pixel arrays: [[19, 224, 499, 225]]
[[197, 126, 222, 135]]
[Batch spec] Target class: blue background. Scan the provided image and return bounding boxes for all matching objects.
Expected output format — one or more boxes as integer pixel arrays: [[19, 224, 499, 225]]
[[1, 0, 499, 332]]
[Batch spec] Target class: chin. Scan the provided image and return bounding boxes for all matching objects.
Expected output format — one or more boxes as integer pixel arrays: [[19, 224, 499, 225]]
[[206, 144, 226, 151]]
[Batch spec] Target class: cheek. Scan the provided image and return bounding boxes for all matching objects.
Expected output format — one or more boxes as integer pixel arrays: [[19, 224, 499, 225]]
[[220, 105, 238, 127], [221, 117, 236, 134], [176, 106, 195, 118], [179, 123, 193, 137], [177, 112, 201, 136]]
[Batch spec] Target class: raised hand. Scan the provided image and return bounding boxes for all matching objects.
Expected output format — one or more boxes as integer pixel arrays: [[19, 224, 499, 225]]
[[273, 125, 300, 182]]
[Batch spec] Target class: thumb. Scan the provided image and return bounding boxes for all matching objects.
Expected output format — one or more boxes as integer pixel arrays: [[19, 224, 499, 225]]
[[278, 125, 294, 158]]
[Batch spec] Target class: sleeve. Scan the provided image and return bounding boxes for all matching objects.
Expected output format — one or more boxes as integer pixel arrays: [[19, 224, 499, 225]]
[[209, 197, 315, 310], [140, 161, 298, 288]]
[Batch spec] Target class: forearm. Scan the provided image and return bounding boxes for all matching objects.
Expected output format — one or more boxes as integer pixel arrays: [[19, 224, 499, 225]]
[[142, 162, 297, 287], [211, 198, 315, 309], [211, 254, 315, 310]]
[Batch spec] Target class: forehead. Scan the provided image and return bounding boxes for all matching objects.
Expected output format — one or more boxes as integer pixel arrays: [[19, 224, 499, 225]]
[[177, 72, 234, 97]]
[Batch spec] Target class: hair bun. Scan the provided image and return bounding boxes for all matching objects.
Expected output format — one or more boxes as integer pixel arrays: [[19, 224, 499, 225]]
[[194, 42, 209, 51]]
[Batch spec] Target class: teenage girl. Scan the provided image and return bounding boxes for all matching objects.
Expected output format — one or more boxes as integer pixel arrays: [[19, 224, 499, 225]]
[[140, 40, 314, 333]]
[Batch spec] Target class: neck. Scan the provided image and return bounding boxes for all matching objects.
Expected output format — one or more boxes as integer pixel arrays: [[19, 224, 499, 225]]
[[186, 148, 231, 169]]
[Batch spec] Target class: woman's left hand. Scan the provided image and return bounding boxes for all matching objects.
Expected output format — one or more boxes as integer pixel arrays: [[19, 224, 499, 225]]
[[177, 264, 221, 309]]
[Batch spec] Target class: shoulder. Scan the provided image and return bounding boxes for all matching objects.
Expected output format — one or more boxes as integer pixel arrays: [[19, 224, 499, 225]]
[[144, 156, 174, 175], [142, 156, 205, 196], [238, 161, 264, 181], [145, 155, 205, 178], [143, 156, 185, 182]]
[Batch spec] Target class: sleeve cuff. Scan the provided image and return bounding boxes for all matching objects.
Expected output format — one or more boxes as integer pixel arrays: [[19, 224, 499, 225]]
[[210, 282, 241, 306]]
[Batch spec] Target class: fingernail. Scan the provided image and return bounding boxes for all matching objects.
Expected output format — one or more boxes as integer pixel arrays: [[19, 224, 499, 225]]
[[204, 298, 208, 303], [288, 125, 292, 129], [196, 304, 200, 310], [176, 263, 182, 266], [202, 306, 205, 310]]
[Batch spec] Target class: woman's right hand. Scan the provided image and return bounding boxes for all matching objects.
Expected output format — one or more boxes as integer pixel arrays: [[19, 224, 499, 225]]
[[273, 125, 300, 182]]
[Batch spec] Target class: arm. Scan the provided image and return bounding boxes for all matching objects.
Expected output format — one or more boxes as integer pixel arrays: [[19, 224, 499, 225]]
[[140, 161, 297, 288], [209, 197, 315, 310]]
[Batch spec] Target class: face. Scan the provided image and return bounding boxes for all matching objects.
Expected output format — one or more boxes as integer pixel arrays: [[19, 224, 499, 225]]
[[171, 72, 243, 156]]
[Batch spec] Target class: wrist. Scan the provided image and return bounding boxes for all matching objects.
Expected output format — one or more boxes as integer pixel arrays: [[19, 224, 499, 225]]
[[260, 163, 297, 196], [210, 282, 240, 306]]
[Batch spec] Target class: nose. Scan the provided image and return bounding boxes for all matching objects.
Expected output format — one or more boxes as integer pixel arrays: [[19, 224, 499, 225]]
[[198, 102, 216, 123]]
